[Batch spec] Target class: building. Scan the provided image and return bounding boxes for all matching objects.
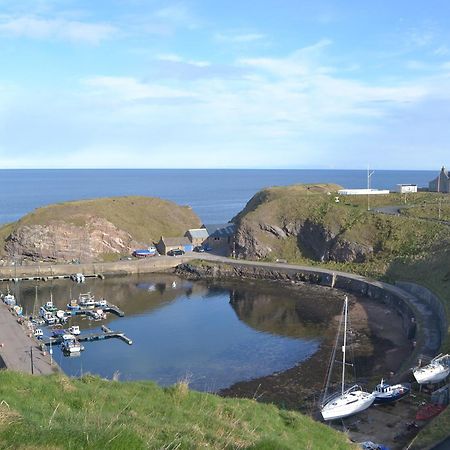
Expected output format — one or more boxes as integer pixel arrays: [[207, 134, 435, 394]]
[[184, 228, 209, 247], [156, 236, 193, 255], [396, 184, 417, 194], [429, 167, 450, 193], [337, 188, 390, 196], [202, 223, 236, 252]]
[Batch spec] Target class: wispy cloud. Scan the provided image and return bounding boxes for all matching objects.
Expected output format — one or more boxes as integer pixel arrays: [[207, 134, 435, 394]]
[[0, 15, 116, 44], [154, 3, 199, 29], [214, 31, 266, 43]]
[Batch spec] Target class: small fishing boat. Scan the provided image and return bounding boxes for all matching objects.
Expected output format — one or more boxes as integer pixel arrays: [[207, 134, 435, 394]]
[[372, 379, 410, 404], [416, 403, 446, 421], [43, 296, 58, 312], [90, 309, 106, 321], [67, 299, 80, 310], [95, 298, 107, 308], [3, 293, 16, 306], [40, 307, 57, 325], [320, 296, 375, 421], [34, 328, 43, 339], [68, 325, 80, 335], [78, 292, 96, 308], [61, 334, 84, 354], [413, 354, 450, 384]]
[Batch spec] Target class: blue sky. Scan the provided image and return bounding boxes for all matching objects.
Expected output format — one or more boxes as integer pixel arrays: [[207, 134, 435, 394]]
[[0, 0, 449, 169]]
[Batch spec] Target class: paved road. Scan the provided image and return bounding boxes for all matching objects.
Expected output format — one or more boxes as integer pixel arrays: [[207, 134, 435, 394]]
[[0, 301, 55, 374]]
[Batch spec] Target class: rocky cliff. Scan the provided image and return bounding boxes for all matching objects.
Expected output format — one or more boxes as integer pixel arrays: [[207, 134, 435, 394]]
[[231, 183, 448, 264], [0, 196, 201, 262]]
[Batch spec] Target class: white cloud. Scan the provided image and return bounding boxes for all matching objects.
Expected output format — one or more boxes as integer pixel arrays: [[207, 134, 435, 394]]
[[156, 53, 210, 67], [0, 15, 116, 44], [215, 31, 266, 43], [83, 76, 194, 101]]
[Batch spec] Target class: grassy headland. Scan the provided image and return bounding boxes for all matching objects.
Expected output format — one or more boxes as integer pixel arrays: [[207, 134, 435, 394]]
[[0, 196, 201, 261], [233, 184, 450, 348], [0, 371, 353, 450]]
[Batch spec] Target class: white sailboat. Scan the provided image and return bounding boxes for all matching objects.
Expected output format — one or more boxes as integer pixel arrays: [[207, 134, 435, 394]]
[[320, 296, 375, 421], [413, 354, 450, 384]]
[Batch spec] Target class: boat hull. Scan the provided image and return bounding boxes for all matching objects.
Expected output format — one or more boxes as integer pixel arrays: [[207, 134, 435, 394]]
[[413, 365, 450, 384], [321, 390, 375, 421]]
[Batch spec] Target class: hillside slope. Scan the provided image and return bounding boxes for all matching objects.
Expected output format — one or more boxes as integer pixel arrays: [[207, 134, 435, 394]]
[[0, 371, 354, 450], [0, 196, 200, 262]]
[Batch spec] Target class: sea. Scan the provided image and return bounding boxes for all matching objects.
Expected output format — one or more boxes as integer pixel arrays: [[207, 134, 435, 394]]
[[0, 169, 435, 225]]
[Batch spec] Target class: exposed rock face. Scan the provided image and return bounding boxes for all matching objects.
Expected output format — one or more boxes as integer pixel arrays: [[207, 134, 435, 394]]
[[234, 218, 373, 263], [5, 217, 142, 262]]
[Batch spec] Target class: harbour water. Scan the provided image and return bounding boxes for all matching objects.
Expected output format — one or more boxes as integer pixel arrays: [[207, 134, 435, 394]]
[[8, 274, 344, 391], [0, 169, 435, 225]]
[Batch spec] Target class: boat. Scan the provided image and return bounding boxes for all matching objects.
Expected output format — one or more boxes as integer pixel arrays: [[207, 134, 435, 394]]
[[67, 299, 80, 310], [61, 335, 84, 354], [413, 354, 450, 384], [416, 403, 446, 421], [89, 309, 106, 321], [320, 296, 375, 421], [39, 307, 56, 325], [3, 293, 16, 306], [34, 328, 43, 339], [372, 379, 410, 404], [95, 298, 107, 308], [78, 292, 96, 308], [68, 325, 80, 335]]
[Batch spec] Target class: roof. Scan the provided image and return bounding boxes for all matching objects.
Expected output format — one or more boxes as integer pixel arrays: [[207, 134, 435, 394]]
[[209, 223, 236, 238], [186, 228, 209, 239], [202, 223, 234, 235], [161, 236, 191, 246]]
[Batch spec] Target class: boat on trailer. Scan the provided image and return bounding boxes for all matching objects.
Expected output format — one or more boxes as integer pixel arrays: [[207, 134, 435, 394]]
[[413, 354, 450, 384], [320, 296, 375, 421], [372, 379, 410, 404]]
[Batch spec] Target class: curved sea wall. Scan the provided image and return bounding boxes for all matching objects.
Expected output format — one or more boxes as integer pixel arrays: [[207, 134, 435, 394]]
[[176, 259, 445, 376]]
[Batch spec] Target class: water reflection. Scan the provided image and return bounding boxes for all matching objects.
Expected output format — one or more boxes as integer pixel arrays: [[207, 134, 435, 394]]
[[4, 275, 333, 391]]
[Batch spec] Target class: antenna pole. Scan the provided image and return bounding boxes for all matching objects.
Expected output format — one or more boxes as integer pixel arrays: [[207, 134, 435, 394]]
[[342, 296, 348, 395]]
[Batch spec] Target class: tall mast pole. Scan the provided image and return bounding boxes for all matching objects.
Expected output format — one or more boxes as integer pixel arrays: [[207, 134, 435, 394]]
[[342, 296, 348, 395]]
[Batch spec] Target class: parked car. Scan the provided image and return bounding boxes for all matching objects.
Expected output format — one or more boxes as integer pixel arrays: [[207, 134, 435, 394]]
[[167, 249, 185, 256], [193, 246, 205, 252]]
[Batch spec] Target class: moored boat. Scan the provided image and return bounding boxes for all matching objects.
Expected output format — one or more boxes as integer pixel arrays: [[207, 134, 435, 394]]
[[320, 296, 375, 421], [372, 379, 410, 404], [61, 334, 84, 353], [413, 354, 450, 384], [68, 325, 80, 335], [78, 292, 96, 308], [3, 293, 16, 306]]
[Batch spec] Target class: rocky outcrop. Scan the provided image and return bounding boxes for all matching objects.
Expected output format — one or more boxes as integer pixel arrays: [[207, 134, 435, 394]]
[[5, 217, 142, 262], [234, 218, 373, 263]]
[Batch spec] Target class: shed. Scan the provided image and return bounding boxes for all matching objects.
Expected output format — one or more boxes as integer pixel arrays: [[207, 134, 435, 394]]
[[185, 228, 209, 247], [156, 236, 193, 255], [202, 223, 236, 252]]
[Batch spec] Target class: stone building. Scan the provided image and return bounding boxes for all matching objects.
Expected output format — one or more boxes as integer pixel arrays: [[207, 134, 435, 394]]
[[429, 167, 450, 193], [184, 228, 209, 247]]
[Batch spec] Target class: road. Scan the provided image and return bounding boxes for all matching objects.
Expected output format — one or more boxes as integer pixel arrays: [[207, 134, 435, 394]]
[[0, 301, 55, 374]]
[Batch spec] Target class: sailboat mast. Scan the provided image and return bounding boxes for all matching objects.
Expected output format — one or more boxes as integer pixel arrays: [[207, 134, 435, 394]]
[[342, 296, 348, 395]]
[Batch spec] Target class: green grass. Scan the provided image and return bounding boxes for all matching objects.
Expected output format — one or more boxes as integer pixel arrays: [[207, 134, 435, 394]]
[[0, 371, 353, 450], [0, 196, 201, 258], [234, 184, 450, 448]]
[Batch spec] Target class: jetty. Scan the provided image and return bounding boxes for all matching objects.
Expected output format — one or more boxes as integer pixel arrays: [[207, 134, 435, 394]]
[[42, 325, 132, 347], [66, 303, 124, 318], [0, 273, 104, 283]]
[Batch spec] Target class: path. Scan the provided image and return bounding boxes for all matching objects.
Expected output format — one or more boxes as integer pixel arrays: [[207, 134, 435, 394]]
[[0, 301, 55, 375]]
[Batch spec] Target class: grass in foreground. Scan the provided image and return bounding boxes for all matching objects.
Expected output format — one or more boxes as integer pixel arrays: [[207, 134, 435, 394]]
[[0, 371, 353, 450]]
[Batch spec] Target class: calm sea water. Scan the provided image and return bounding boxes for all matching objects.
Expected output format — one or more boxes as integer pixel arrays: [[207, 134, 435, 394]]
[[10, 274, 340, 391], [0, 169, 435, 225]]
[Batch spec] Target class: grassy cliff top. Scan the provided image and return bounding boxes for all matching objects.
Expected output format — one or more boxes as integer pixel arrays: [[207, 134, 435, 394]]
[[0, 371, 353, 450], [0, 196, 201, 246]]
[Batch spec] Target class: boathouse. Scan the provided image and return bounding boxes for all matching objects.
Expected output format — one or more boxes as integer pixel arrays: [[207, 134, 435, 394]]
[[202, 223, 236, 252], [429, 167, 450, 193], [185, 228, 209, 247], [156, 236, 193, 255]]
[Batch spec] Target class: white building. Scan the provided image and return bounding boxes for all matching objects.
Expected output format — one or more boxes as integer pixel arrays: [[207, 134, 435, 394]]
[[396, 184, 417, 194], [338, 188, 390, 196]]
